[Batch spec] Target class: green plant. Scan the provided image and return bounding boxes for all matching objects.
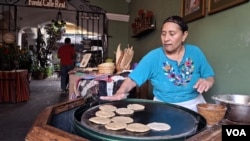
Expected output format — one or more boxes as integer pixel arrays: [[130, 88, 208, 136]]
[[18, 47, 35, 72], [0, 43, 36, 72], [0, 43, 19, 70], [54, 64, 60, 71], [31, 62, 45, 76], [44, 66, 53, 78]]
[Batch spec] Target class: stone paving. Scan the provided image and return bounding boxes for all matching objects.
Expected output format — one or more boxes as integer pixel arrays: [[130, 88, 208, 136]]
[[0, 78, 68, 141]]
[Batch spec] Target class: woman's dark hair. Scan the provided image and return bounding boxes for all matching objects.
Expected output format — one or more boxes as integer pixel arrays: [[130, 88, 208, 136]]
[[162, 15, 188, 32]]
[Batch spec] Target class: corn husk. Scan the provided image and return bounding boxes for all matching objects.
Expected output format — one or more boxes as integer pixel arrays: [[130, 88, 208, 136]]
[[115, 44, 134, 73], [115, 43, 122, 65]]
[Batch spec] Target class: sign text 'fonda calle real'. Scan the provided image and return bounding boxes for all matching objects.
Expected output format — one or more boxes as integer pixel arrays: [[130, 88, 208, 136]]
[[28, 0, 66, 9]]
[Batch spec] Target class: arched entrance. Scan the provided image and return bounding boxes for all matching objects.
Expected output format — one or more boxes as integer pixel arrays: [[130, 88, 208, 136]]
[[0, 0, 108, 71]]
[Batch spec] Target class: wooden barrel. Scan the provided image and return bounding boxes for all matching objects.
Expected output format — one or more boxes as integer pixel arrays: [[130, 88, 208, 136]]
[[0, 70, 29, 103]]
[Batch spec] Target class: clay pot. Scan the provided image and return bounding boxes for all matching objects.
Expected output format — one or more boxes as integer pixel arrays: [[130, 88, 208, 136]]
[[197, 103, 227, 126]]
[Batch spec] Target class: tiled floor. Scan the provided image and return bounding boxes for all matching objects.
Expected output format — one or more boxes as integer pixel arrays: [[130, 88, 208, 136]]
[[0, 78, 68, 141]]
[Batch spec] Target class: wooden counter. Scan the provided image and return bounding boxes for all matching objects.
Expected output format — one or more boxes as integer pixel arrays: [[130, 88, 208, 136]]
[[25, 97, 223, 141], [25, 98, 88, 141], [186, 119, 250, 141], [186, 125, 222, 141], [0, 69, 30, 103]]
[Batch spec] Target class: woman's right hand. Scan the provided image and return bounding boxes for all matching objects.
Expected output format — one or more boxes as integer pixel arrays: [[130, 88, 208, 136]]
[[100, 77, 136, 101], [100, 93, 128, 101]]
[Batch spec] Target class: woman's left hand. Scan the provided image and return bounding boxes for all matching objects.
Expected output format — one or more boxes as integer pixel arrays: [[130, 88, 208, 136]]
[[193, 77, 214, 94]]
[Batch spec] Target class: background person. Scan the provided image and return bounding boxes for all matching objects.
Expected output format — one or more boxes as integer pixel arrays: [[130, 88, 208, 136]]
[[101, 15, 215, 112], [58, 37, 76, 93]]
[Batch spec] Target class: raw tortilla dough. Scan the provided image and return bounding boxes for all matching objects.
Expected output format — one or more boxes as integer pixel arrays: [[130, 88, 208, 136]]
[[105, 122, 127, 130], [111, 116, 134, 124], [126, 123, 150, 133], [115, 108, 134, 116], [127, 104, 145, 111], [99, 104, 117, 112], [95, 110, 115, 118], [89, 116, 111, 125], [147, 122, 171, 131]]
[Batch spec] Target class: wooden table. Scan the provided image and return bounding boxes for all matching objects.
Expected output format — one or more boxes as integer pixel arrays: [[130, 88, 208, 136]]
[[0, 69, 30, 103]]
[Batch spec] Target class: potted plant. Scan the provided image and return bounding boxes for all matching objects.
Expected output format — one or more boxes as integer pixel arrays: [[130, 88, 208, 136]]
[[18, 46, 35, 81], [44, 65, 53, 78], [31, 64, 46, 80]]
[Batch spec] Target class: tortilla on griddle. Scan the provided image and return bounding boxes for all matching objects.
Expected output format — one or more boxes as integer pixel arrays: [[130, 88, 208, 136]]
[[115, 108, 134, 116], [99, 104, 117, 112], [111, 116, 134, 124], [89, 116, 111, 125], [95, 110, 115, 118], [147, 122, 171, 131], [126, 123, 150, 133], [127, 104, 145, 111], [105, 122, 127, 131]]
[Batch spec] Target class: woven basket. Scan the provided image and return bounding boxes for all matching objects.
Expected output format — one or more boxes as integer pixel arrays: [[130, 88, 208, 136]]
[[98, 63, 115, 74]]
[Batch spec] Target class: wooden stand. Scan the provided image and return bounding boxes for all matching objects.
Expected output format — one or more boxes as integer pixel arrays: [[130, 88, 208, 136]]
[[0, 70, 29, 103], [25, 98, 88, 141], [25, 97, 225, 141]]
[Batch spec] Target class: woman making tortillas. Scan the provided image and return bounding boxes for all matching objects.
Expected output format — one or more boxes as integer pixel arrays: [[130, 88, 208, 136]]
[[100, 15, 215, 112]]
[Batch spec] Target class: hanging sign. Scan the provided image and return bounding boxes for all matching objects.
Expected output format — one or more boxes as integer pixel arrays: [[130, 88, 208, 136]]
[[28, 0, 66, 9]]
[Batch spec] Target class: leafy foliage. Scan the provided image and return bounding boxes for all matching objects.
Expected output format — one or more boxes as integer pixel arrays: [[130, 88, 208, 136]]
[[0, 44, 33, 71], [44, 23, 65, 50]]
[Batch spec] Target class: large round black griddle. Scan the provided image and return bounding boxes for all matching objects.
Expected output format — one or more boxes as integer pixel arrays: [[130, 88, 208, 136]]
[[73, 99, 206, 141]]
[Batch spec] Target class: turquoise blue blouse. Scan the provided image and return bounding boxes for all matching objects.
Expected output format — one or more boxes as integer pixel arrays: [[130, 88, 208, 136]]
[[129, 44, 215, 103]]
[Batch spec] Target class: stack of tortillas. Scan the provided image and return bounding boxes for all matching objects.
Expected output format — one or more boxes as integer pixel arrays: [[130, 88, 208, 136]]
[[115, 108, 134, 116], [127, 104, 145, 111], [147, 122, 171, 131], [87, 103, 171, 133], [99, 104, 117, 112], [95, 110, 115, 118], [105, 122, 127, 130], [89, 104, 116, 125], [111, 116, 134, 124], [89, 116, 111, 125], [126, 123, 150, 133]]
